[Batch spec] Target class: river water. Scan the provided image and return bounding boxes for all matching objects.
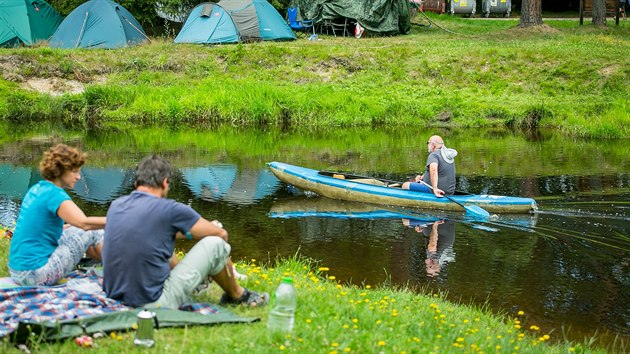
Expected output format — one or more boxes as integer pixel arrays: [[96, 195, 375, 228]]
[[0, 127, 628, 349]]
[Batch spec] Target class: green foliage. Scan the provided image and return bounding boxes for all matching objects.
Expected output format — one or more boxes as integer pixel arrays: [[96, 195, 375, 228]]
[[1, 17, 628, 138], [0, 243, 610, 353]]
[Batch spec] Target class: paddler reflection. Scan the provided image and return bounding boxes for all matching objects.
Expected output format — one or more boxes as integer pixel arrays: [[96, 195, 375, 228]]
[[402, 219, 456, 277]]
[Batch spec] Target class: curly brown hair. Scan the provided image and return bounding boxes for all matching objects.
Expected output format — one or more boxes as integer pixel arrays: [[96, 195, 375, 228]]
[[39, 144, 87, 181]]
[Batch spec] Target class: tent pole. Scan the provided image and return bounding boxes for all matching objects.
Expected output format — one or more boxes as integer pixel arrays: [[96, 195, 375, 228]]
[[76, 11, 89, 48], [122, 17, 150, 41]]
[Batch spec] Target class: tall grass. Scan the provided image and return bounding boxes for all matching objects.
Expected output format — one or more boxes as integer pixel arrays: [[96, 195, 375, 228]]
[[0, 237, 613, 353], [0, 17, 628, 137]]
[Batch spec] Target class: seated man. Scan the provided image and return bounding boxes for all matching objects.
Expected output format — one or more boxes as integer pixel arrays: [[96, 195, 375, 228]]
[[402, 135, 458, 197], [102, 155, 267, 309]]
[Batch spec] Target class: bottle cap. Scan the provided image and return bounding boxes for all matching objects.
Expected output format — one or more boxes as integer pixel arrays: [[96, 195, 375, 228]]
[[281, 277, 293, 283]]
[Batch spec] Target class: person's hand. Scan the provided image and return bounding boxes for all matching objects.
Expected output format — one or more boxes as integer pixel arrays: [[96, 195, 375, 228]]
[[414, 175, 423, 182], [433, 188, 445, 198], [211, 220, 223, 228]]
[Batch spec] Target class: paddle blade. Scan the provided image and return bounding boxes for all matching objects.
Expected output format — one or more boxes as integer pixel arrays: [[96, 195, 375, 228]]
[[464, 205, 491, 220]]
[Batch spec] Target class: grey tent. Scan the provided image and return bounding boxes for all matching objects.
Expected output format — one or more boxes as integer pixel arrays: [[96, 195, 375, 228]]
[[297, 0, 411, 35]]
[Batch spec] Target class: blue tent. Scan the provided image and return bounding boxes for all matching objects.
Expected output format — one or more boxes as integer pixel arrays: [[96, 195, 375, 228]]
[[72, 167, 132, 204], [222, 168, 280, 205], [218, 0, 295, 41], [0, 0, 62, 47], [181, 165, 238, 202], [49, 0, 147, 49], [0, 164, 32, 200], [174, 3, 240, 44]]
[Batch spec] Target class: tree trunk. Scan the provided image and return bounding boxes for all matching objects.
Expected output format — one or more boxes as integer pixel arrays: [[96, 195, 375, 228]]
[[591, 0, 607, 26], [519, 0, 543, 27]]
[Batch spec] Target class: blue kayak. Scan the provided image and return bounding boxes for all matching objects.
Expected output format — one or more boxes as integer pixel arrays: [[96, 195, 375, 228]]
[[268, 161, 538, 214]]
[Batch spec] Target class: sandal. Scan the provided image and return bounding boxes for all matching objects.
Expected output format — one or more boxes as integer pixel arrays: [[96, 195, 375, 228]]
[[220, 288, 269, 307]]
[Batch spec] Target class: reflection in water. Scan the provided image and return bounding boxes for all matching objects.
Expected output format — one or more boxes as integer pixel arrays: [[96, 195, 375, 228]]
[[181, 165, 279, 205], [1, 131, 630, 349], [73, 168, 134, 204], [403, 219, 456, 278], [0, 164, 34, 200]]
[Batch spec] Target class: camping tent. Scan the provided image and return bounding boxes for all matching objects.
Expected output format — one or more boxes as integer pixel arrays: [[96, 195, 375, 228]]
[[217, 0, 295, 41], [0, 0, 62, 47], [181, 165, 238, 201], [48, 0, 147, 49], [174, 2, 240, 44], [298, 0, 411, 35], [72, 167, 133, 204], [181, 165, 280, 205]]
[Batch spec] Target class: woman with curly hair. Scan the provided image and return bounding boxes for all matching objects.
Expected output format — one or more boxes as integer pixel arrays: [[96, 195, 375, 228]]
[[8, 144, 105, 286]]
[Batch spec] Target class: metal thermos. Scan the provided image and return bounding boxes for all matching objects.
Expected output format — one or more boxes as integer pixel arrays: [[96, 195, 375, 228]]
[[134, 309, 158, 348]]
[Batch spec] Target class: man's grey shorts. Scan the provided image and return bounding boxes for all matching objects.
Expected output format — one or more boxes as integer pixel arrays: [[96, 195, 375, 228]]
[[146, 236, 230, 309]]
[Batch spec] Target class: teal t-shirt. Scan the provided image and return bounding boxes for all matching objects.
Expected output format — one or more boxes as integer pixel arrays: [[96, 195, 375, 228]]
[[8, 180, 71, 270]]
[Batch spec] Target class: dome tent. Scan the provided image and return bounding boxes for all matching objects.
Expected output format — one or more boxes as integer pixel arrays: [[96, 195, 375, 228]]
[[0, 0, 62, 47], [49, 0, 147, 49], [174, 2, 240, 44], [218, 0, 294, 42]]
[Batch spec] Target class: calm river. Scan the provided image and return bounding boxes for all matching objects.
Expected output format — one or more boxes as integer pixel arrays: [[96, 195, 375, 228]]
[[0, 127, 628, 349]]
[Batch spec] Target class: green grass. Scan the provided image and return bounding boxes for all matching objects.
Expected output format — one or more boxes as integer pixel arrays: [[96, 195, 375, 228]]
[[0, 232, 611, 353], [0, 16, 628, 138]]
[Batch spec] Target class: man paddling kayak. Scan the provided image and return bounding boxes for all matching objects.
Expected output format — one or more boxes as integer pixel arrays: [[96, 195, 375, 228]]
[[402, 135, 458, 198]]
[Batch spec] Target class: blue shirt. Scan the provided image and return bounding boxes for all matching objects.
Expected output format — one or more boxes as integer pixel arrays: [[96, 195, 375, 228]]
[[102, 191, 200, 307], [8, 180, 71, 270]]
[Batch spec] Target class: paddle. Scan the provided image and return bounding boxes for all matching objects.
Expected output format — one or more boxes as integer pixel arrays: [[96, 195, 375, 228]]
[[418, 180, 490, 220]]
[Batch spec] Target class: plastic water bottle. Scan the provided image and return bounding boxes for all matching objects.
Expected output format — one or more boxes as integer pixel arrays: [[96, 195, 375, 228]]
[[267, 277, 297, 333]]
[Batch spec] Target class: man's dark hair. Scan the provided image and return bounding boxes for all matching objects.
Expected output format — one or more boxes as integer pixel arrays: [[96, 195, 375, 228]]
[[134, 155, 171, 188]]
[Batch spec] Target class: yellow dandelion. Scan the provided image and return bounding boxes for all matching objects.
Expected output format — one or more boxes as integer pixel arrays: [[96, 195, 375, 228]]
[[116, 335, 122, 341], [569, 348, 575, 352], [332, 342, 339, 347], [336, 284, 342, 289], [306, 319, 312, 324], [319, 267, 330, 271], [352, 318, 358, 323], [360, 292, 367, 296], [517, 310, 524, 315], [530, 325, 540, 331], [342, 324, 349, 329], [251, 259, 256, 262], [110, 332, 117, 339], [329, 276, 336, 280], [496, 345, 501, 350], [344, 348, 351, 353], [376, 320, 382, 324], [279, 345, 286, 350], [456, 337, 464, 342], [514, 324, 521, 329], [436, 335, 442, 339], [463, 319, 469, 323], [365, 285, 372, 289], [377, 340, 386, 346]]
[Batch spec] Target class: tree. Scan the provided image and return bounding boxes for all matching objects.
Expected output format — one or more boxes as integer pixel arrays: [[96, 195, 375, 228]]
[[518, 0, 543, 27], [591, 0, 607, 26]]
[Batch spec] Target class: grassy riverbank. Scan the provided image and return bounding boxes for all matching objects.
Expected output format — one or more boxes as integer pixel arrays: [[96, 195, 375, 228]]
[[0, 16, 628, 138], [0, 233, 613, 353]]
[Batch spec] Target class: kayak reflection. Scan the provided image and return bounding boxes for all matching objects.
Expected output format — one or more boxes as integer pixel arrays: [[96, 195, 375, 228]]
[[403, 219, 456, 278]]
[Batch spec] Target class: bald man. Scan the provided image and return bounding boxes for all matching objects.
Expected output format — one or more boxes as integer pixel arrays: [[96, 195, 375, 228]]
[[402, 135, 458, 197]]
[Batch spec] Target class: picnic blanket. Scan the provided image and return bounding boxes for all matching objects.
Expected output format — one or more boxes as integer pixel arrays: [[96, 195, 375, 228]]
[[0, 270, 258, 342]]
